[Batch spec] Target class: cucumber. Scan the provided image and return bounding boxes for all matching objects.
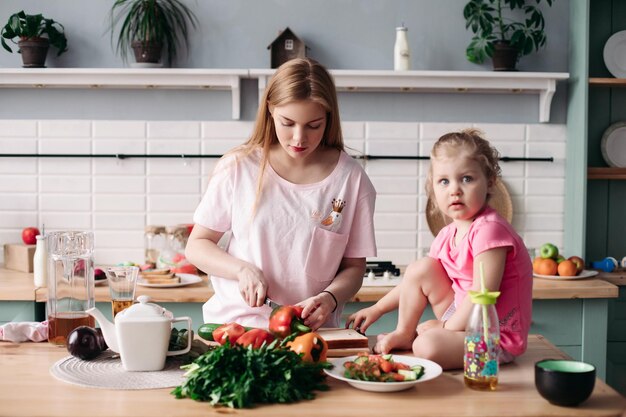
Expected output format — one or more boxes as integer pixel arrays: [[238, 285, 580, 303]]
[[410, 364, 425, 379], [197, 323, 257, 341], [398, 369, 417, 381], [381, 354, 393, 361], [354, 355, 369, 364]]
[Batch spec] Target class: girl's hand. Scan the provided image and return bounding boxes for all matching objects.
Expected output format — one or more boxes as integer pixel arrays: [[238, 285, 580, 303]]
[[298, 292, 336, 331], [416, 319, 445, 335], [236, 263, 267, 307], [345, 305, 383, 334]]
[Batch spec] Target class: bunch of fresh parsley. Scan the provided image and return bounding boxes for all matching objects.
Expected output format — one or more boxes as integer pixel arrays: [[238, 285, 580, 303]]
[[171, 341, 333, 409]]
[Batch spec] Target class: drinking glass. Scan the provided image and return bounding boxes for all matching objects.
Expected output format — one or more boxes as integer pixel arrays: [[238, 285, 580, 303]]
[[106, 266, 139, 319]]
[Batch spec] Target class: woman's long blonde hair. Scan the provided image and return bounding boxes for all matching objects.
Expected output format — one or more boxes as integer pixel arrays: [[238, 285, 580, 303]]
[[230, 58, 344, 212]]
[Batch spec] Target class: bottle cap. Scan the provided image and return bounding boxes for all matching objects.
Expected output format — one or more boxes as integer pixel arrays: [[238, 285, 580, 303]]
[[468, 262, 500, 305]]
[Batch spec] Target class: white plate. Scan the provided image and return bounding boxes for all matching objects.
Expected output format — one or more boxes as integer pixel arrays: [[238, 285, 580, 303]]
[[533, 269, 598, 281], [603, 31, 626, 78], [324, 354, 442, 392], [601, 122, 626, 168], [136, 273, 203, 288]]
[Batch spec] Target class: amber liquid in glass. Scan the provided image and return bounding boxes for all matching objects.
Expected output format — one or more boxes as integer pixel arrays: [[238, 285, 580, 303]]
[[464, 375, 498, 391], [112, 299, 134, 318], [48, 312, 95, 346]]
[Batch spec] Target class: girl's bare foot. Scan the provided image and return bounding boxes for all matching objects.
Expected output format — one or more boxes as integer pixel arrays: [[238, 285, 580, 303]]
[[373, 330, 416, 354]]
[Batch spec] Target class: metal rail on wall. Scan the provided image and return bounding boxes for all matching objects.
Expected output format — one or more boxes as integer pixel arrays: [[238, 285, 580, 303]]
[[0, 153, 554, 162]]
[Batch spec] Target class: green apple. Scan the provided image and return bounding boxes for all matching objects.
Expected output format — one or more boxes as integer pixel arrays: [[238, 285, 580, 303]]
[[556, 255, 566, 264], [539, 243, 558, 259]]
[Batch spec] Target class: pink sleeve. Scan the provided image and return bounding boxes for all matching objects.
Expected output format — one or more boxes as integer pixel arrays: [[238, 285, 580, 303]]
[[192, 156, 236, 232], [469, 221, 516, 256], [429, 225, 450, 258]]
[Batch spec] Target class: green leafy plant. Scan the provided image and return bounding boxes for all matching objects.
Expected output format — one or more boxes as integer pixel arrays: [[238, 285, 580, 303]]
[[109, 0, 198, 66], [463, 0, 554, 64], [1, 11, 68, 56]]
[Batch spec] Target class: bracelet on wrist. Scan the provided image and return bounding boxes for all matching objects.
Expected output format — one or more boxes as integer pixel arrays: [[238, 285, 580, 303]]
[[321, 290, 338, 313]]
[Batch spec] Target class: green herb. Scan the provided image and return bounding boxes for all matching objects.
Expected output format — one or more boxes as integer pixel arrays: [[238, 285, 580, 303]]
[[171, 340, 333, 408]]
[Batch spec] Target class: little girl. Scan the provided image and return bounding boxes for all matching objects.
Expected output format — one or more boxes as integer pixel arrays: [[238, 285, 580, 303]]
[[347, 129, 532, 370]]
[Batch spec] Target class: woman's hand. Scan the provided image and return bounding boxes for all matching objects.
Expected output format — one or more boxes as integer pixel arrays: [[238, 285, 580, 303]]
[[345, 304, 383, 334], [416, 319, 445, 335], [236, 263, 267, 307], [298, 292, 336, 331]]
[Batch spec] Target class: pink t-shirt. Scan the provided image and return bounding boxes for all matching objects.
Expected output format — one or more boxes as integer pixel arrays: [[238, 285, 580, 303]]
[[193, 148, 377, 328], [428, 206, 533, 356]]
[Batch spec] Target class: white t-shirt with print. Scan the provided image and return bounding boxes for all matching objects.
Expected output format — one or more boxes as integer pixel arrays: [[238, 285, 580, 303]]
[[193, 148, 377, 328]]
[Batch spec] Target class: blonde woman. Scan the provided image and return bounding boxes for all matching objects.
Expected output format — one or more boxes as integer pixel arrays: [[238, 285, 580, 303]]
[[186, 58, 377, 330]]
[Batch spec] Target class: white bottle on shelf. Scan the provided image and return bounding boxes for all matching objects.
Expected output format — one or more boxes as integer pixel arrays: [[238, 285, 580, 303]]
[[394, 25, 410, 71], [33, 235, 47, 288]]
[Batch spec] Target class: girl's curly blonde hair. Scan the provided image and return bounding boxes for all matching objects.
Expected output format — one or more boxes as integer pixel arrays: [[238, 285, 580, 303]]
[[425, 128, 501, 216]]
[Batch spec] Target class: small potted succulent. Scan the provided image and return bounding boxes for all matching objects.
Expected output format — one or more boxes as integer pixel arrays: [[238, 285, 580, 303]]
[[1, 11, 68, 68], [109, 0, 198, 67], [463, 0, 554, 71]]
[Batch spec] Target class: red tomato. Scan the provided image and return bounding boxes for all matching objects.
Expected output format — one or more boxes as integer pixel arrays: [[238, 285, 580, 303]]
[[212, 322, 246, 345], [21, 227, 40, 245]]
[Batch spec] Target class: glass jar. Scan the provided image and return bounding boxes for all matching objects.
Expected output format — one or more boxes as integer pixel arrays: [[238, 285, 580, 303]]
[[156, 225, 190, 269], [47, 231, 95, 346], [144, 225, 166, 265]]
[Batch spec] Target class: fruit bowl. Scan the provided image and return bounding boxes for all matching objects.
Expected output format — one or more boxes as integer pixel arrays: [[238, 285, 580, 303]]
[[533, 270, 598, 281]]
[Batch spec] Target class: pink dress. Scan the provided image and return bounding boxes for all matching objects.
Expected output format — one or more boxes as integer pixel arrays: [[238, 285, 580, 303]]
[[428, 206, 533, 356], [193, 148, 377, 328]]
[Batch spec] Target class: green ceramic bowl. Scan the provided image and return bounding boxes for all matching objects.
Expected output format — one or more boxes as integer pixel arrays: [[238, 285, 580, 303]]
[[535, 359, 596, 407]]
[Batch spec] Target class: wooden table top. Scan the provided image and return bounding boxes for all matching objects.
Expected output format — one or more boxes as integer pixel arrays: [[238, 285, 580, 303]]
[[0, 334, 623, 417], [0, 267, 620, 304]]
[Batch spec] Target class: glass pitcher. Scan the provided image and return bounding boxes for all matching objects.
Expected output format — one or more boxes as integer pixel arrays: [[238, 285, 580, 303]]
[[47, 231, 96, 346]]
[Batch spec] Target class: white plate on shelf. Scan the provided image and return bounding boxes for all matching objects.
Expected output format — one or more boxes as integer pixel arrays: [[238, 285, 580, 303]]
[[137, 273, 203, 288], [324, 355, 442, 392], [601, 122, 626, 168], [94, 279, 107, 286], [533, 269, 598, 281], [604, 31, 626, 78]]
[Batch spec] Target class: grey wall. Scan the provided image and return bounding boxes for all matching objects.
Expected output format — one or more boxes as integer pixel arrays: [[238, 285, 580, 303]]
[[0, 0, 569, 122]]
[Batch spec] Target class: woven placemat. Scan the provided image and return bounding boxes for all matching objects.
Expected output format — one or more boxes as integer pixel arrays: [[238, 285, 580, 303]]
[[50, 350, 186, 390]]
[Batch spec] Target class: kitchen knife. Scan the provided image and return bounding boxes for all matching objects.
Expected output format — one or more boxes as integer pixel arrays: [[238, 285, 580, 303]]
[[264, 297, 281, 309]]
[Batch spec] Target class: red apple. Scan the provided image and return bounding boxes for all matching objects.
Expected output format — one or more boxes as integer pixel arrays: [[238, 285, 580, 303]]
[[568, 256, 585, 274], [21, 227, 40, 245]]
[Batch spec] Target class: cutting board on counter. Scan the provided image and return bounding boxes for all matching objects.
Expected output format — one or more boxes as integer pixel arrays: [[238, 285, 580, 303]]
[[317, 328, 370, 357]]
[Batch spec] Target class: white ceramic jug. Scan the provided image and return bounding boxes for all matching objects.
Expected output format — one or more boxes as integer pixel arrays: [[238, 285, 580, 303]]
[[87, 295, 191, 371]]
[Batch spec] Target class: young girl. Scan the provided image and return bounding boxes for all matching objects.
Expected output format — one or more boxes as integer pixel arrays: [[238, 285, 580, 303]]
[[346, 129, 532, 370], [186, 58, 377, 330]]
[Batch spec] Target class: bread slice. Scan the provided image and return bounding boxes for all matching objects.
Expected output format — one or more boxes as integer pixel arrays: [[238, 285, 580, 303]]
[[139, 268, 171, 275], [141, 275, 181, 284]]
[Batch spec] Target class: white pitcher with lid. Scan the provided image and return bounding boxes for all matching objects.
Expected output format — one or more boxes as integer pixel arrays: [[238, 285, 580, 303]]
[[87, 295, 192, 371]]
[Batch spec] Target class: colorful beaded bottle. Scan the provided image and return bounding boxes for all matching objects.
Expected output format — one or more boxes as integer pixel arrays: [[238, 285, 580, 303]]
[[464, 263, 501, 391]]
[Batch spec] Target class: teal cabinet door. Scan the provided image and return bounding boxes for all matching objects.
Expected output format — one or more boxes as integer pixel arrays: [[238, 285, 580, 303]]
[[0, 301, 36, 325]]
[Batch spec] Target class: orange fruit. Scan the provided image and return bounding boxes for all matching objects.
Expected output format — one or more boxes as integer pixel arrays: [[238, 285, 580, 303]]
[[535, 258, 558, 276], [533, 256, 544, 271], [557, 260, 578, 277]]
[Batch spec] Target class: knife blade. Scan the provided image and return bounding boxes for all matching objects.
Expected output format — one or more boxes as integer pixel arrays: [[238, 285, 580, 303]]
[[264, 297, 281, 309]]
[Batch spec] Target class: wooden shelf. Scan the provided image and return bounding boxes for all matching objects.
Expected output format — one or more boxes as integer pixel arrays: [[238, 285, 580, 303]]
[[251, 69, 569, 123], [588, 167, 626, 180], [0, 68, 248, 119], [589, 77, 626, 87], [0, 68, 569, 123]]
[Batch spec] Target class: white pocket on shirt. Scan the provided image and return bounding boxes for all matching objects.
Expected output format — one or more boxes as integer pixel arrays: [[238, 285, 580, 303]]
[[304, 227, 349, 283]]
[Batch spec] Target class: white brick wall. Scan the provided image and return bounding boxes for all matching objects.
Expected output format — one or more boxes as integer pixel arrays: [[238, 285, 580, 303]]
[[0, 120, 566, 266]]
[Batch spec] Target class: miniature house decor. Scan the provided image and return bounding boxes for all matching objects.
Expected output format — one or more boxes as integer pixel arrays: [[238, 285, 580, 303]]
[[267, 27, 307, 68]]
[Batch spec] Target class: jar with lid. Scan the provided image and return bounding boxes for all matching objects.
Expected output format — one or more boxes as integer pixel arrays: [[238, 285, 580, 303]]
[[463, 267, 501, 391], [156, 225, 190, 269], [144, 225, 166, 265], [394, 24, 410, 70]]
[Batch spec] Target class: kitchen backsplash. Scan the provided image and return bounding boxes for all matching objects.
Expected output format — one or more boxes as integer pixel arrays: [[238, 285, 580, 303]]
[[0, 120, 566, 266]]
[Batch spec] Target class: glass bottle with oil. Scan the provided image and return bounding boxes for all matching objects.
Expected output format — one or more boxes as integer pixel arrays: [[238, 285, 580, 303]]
[[464, 269, 501, 391]]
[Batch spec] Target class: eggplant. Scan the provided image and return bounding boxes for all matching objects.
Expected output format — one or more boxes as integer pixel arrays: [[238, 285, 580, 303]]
[[67, 326, 106, 360]]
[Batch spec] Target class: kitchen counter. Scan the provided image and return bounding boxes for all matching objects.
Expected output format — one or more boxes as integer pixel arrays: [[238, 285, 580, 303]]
[[0, 334, 623, 417], [0, 267, 619, 303]]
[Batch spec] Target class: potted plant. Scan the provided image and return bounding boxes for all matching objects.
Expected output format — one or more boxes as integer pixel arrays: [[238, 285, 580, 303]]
[[109, 0, 198, 67], [1, 11, 68, 68], [463, 0, 554, 71]]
